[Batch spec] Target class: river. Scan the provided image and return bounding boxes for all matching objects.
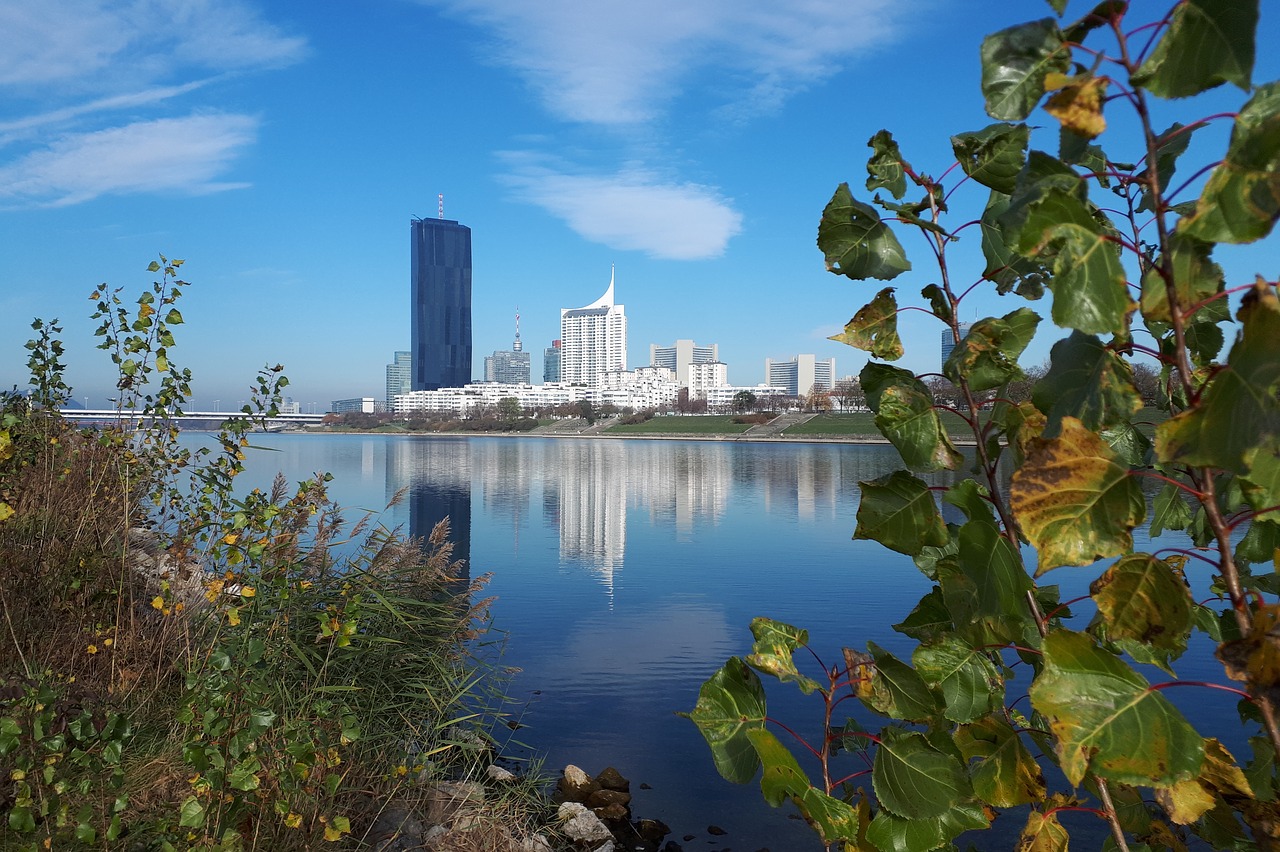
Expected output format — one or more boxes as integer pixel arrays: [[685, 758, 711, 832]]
[[215, 432, 1238, 850]]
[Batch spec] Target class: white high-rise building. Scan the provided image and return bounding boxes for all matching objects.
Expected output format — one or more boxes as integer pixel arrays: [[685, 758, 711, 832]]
[[650, 339, 719, 388], [765, 355, 835, 398], [561, 268, 627, 387]]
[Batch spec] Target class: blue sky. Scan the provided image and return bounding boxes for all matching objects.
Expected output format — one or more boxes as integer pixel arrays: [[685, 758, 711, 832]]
[[2, 0, 1277, 409]]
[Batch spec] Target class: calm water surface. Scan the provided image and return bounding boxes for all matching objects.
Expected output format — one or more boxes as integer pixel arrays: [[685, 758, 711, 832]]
[[217, 433, 1236, 850]]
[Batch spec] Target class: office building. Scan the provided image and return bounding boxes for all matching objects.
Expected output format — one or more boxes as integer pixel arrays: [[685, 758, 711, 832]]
[[386, 351, 411, 406], [411, 215, 472, 391], [560, 268, 627, 387], [484, 312, 532, 384], [331, 397, 377, 415], [941, 323, 973, 370], [765, 355, 835, 398], [650, 339, 719, 388], [544, 340, 562, 383]]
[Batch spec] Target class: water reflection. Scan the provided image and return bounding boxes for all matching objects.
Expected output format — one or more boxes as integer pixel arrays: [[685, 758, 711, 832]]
[[381, 438, 922, 602]]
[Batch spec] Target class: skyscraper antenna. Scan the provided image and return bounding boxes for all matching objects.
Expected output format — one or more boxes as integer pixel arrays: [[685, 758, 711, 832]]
[[513, 306, 522, 351], [438, 193, 444, 219]]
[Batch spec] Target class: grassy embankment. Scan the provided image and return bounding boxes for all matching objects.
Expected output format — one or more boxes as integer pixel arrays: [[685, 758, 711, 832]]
[[603, 414, 755, 435], [2, 305, 556, 850]]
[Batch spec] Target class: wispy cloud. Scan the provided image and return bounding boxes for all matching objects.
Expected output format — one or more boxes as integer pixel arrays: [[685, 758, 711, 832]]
[[0, 114, 257, 207], [424, 0, 903, 125], [0, 1, 303, 208], [0, 0, 306, 89], [502, 155, 743, 260]]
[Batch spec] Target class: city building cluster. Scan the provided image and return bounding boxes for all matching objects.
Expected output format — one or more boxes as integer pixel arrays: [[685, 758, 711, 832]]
[[333, 212, 836, 416]]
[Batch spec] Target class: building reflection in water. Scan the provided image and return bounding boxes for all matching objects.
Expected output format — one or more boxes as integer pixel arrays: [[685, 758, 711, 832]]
[[386, 438, 472, 584], [381, 436, 936, 603]]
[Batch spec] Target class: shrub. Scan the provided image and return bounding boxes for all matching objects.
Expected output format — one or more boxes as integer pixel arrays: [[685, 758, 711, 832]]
[[686, 4, 1280, 850]]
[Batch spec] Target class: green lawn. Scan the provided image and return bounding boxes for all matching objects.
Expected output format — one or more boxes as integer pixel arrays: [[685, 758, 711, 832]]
[[785, 407, 1168, 439], [603, 415, 755, 434]]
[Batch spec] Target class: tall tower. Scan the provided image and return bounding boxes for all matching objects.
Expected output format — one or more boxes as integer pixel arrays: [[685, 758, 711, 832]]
[[560, 268, 627, 387], [411, 214, 472, 391]]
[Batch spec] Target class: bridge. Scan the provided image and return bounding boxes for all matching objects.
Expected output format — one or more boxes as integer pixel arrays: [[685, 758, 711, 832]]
[[58, 409, 327, 430]]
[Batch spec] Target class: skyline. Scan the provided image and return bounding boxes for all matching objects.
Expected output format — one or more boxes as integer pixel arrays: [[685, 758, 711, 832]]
[[2, 1, 1279, 406]]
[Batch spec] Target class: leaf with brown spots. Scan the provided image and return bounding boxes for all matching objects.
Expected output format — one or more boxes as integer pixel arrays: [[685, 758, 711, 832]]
[[1029, 630, 1205, 787], [830, 287, 903, 360], [1011, 417, 1146, 574], [1090, 553, 1193, 656]]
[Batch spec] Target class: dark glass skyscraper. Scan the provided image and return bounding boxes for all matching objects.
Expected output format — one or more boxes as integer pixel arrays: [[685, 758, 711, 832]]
[[411, 217, 472, 390]]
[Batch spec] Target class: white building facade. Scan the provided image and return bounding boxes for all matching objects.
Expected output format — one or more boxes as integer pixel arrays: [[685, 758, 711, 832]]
[[687, 361, 729, 400], [560, 269, 627, 387], [765, 355, 836, 398], [650, 339, 719, 388]]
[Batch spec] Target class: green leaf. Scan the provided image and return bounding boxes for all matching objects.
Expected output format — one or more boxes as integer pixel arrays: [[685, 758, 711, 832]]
[[178, 795, 206, 828], [818, 183, 912, 281], [980, 191, 1049, 298], [942, 308, 1040, 391], [1242, 440, 1280, 523], [1029, 630, 1205, 786], [865, 800, 989, 852], [865, 642, 942, 722], [1138, 123, 1196, 213], [1011, 417, 1147, 574], [921, 283, 952, 322], [1180, 81, 1280, 244], [1132, 0, 1257, 98], [913, 636, 1004, 723], [951, 123, 1030, 194], [854, 470, 949, 557], [1016, 188, 1134, 335], [943, 479, 995, 527], [1150, 482, 1193, 537], [980, 18, 1070, 121], [1032, 332, 1142, 435], [1139, 232, 1225, 325], [1157, 281, 1280, 474], [956, 517, 1034, 622], [893, 586, 954, 641], [955, 715, 1046, 807], [866, 130, 910, 200], [872, 727, 973, 819], [860, 363, 963, 472], [1090, 554, 1193, 655], [1100, 420, 1152, 468], [745, 617, 822, 695], [746, 727, 809, 807], [830, 287, 903, 360], [683, 657, 767, 784], [745, 729, 863, 843]]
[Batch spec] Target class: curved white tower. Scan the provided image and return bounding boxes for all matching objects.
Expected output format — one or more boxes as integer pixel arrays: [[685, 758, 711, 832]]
[[560, 267, 627, 387]]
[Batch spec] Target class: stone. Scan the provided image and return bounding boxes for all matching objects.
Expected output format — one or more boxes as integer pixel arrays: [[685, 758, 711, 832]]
[[586, 788, 632, 810], [424, 779, 485, 826], [707, 825, 727, 836], [595, 766, 630, 792], [558, 802, 614, 846], [592, 802, 629, 821], [636, 819, 670, 842], [519, 835, 555, 852], [486, 763, 517, 782], [559, 764, 602, 802]]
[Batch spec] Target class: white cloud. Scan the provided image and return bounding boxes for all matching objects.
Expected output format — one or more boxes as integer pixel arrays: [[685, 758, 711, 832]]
[[503, 156, 743, 260], [0, 0, 305, 89], [0, 114, 257, 207], [425, 0, 904, 125], [0, 1, 303, 208]]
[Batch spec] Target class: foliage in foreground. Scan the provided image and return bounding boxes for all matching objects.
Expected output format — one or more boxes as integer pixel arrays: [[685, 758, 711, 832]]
[[687, 2, 1280, 850], [0, 260, 549, 849]]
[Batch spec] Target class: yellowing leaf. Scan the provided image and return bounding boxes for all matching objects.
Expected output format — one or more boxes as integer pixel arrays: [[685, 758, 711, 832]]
[[150, 596, 166, 611], [0, 502, 14, 524], [1011, 417, 1146, 574], [323, 825, 343, 842], [227, 607, 241, 626], [1044, 76, 1107, 139]]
